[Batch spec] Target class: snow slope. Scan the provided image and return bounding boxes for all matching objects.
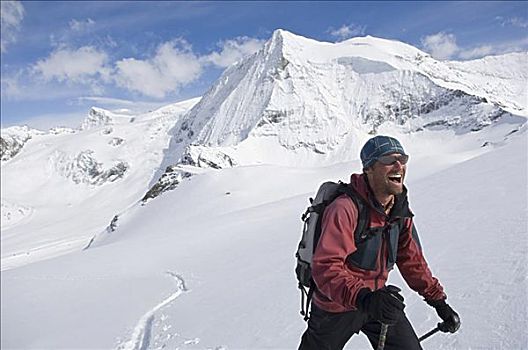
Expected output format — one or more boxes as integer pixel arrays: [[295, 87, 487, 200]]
[[0, 98, 199, 270], [2, 126, 526, 349]]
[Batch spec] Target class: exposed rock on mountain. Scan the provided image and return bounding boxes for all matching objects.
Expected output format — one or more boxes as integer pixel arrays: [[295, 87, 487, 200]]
[[1, 200, 32, 229], [108, 137, 125, 146], [180, 145, 237, 169], [81, 107, 115, 130], [1, 126, 44, 161], [50, 150, 129, 186], [49, 127, 76, 135], [141, 165, 193, 203]]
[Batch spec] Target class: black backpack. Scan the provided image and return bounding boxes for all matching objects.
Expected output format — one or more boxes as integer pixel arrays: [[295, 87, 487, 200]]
[[295, 181, 370, 321]]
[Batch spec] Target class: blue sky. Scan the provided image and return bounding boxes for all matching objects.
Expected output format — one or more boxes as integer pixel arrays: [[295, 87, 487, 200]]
[[1, 1, 527, 129]]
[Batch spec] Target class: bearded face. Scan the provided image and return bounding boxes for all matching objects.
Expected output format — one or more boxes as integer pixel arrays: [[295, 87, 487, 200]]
[[365, 153, 407, 199]]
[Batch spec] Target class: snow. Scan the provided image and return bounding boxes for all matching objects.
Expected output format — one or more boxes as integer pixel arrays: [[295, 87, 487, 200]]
[[118, 272, 189, 350], [168, 29, 526, 171], [2, 128, 526, 349], [0, 98, 200, 271], [275, 30, 527, 116], [1, 200, 33, 229], [1, 29, 527, 349], [1, 125, 45, 161], [401, 133, 527, 350]]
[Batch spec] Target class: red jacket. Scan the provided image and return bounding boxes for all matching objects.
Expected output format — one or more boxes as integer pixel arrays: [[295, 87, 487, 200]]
[[312, 173, 446, 313]]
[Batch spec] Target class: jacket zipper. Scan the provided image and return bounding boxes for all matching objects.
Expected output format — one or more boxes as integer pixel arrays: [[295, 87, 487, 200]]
[[374, 228, 387, 290], [368, 192, 398, 291]]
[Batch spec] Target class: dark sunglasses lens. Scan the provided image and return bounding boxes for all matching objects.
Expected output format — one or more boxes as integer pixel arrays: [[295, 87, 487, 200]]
[[379, 154, 409, 165]]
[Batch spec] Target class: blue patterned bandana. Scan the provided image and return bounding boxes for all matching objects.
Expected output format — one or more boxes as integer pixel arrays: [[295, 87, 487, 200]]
[[360, 135, 407, 169]]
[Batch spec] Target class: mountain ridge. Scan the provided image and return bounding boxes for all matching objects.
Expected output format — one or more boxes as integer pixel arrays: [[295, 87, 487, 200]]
[[162, 29, 525, 173], [1, 29, 526, 270]]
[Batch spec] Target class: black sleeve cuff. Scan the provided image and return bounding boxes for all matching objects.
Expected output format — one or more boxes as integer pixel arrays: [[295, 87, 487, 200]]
[[356, 288, 372, 309], [425, 298, 447, 308]]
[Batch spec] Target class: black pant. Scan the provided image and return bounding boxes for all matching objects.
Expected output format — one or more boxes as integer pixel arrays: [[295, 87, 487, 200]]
[[299, 303, 422, 350]]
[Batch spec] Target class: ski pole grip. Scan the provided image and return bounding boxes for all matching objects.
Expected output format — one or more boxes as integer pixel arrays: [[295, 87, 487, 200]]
[[438, 314, 461, 333]]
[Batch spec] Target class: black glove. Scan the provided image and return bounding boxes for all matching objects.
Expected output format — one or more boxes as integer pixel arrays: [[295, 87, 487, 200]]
[[358, 285, 405, 325], [427, 299, 461, 333]]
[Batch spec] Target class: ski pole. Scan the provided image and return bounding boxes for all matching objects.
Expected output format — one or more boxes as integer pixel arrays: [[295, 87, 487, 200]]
[[377, 323, 389, 350], [419, 325, 441, 342], [377, 285, 404, 350]]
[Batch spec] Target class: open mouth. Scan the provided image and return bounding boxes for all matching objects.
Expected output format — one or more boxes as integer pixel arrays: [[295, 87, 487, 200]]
[[388, 174, 403, 184]]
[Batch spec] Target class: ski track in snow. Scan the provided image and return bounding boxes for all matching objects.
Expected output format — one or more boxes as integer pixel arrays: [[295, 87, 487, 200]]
[[117, 272, 189, 350]]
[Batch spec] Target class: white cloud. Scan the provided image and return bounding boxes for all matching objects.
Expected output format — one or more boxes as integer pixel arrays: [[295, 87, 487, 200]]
[[421, 32, 459, 60], [496, 16, 528, 29], [458, 45, 494, 60], [12, 34, 266, 100], [77, 96, 136, 107], [0, 0, 25, 52], [33, 46, 111, 86], [69, 18, 96, 32], [328, 23, 366, 41], [0, 75, 22, 99], [114, 36, 264, 97], [501, 36, 528, 52], [1, 69, 107, 102], [508, 17, 528, 28], [458, 37, 528, 60], [421, 32, 526, 61], [75, 96, 171, 115], [11, 110, 88, 130], [203, 36, 265, 68], [114, 39, 203, 98]]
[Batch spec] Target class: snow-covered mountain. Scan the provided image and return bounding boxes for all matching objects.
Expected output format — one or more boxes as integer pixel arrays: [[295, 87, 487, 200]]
[[1, 27, 525, 279], [1, 98, 200, 270], [1, 29, 527, 349], [166, 30, 526, 169]]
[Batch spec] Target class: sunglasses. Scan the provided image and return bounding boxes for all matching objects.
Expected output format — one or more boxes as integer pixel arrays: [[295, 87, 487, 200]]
[[377, 154, 409, 165]]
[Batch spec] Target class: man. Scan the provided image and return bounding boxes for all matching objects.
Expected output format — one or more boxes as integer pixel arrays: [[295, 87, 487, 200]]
[[298, 135, 460, 350]]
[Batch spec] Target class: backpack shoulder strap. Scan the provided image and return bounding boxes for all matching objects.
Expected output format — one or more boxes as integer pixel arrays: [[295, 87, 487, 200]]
[[337, 184, 370, 244]]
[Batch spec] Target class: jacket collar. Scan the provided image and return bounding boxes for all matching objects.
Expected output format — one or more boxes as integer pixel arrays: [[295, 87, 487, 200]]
[[350, 173, 414, 220]]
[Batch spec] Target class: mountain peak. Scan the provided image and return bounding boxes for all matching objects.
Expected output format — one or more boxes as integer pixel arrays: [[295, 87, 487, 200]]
[[81, 107, 114, 130], [261, 29, 421, 70], [270, 28, 303, 43], [167, 30, 526, 170], [270, 28, 286, 40], [265, 29, 320, 57]]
